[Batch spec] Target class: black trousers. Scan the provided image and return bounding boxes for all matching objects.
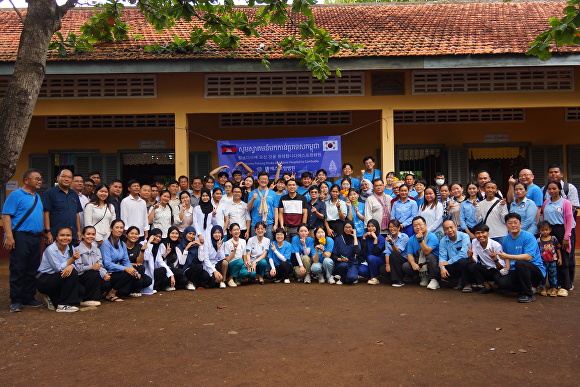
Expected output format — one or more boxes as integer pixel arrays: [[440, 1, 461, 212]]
[[10, 231, 42, 304], [498, 260, 544, 297], [109, 270, 144, 295], [401, 253, 439, 280], [78, 269, 103, 301], [551, 224, 571, 290], [275, 261, 293, 280], [443, 258, 472, 286], [36, 269, 79, 306], [184, 264, 212, 288], [468, 262, 502, 284], [385, 252, 407, 283]]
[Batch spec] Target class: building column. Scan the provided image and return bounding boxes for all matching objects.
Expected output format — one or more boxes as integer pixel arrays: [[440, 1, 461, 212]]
[[381, 108, 395, 174], [174, 112, 189, 178]]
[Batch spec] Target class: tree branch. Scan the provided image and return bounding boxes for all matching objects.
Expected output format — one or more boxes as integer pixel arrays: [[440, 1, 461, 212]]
[[59, 0, 79, 14], [8, 0, 25, 23]]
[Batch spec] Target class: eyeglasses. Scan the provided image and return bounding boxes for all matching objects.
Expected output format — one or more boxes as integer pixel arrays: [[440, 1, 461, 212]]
[[84, 184, 94, 188], [27, 177, 43, 182]]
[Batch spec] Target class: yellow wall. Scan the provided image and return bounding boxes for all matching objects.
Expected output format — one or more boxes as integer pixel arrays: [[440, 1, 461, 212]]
[[10, 68, 580, 186]]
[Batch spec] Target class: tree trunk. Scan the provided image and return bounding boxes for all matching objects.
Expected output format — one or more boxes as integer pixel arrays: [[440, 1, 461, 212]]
[[0, 0, 67, 186]]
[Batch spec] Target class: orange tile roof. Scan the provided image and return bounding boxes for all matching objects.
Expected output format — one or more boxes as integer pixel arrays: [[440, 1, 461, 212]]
[[0, 1, 576, 62]]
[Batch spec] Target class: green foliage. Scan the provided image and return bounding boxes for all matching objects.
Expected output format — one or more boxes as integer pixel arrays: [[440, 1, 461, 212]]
[[528, 0, 580, 60], [47, 0, 360, 80]]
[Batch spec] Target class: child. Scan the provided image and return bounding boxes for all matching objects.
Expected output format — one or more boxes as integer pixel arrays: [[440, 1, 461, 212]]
[[537, 221, 562, 297]]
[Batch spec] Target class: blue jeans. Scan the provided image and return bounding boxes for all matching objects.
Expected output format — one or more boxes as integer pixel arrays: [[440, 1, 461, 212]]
[[540, 260, 558, 288], [311, 258, 335, 279]]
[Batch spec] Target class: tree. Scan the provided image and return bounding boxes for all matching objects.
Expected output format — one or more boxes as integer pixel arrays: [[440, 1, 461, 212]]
[[0, 0, 360, 187], [527, 0, 580, 60]]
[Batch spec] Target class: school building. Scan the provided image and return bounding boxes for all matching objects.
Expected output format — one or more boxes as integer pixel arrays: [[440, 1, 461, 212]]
[[1, 2, 580, 261]]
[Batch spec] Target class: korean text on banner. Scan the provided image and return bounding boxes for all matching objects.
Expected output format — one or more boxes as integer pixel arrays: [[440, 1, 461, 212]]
[[217, 136, 342, 178]]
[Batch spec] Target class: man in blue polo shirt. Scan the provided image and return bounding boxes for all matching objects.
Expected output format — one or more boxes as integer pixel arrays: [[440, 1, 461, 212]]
[[43, 169, 83, 244], [2, 169, 46, 312], [438, 220, 472, 292], [497, 213, 546, 303], [404, 216, 440, 289]]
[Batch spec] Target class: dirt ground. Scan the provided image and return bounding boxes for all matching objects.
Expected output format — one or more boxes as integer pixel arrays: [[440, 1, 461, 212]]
[[0, 274, 579, 386]]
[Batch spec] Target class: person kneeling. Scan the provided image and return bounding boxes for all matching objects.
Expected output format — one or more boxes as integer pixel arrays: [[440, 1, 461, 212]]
[[36, 227, 80, 312]]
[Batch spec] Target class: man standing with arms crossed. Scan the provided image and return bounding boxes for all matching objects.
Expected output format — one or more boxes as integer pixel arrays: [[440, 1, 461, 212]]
[[3, 169, 46, 312]]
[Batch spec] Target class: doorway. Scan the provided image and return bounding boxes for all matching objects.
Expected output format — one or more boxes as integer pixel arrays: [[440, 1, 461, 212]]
[[468, 147, 527, 193]]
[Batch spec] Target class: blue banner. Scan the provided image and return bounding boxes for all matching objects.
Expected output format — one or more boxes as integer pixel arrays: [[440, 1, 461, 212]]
[[217, 136, 342, 178]]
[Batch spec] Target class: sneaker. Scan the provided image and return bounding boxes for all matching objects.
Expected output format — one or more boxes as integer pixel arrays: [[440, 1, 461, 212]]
[[517, 294, 536, 303], [336, 279, 343, 285], [284, 278, 291, 284], [304, 274, 311, 284], [367, 278, 379, 285], [42, 294, 55, 311], [23, 300, 44, 308], [219, 281, 226, 289], [152, 290, 158, 294], [462, 285, 473, 293], [128, 292, 142, 298], [427, 279, 440, 290], [353, 280, 359, 284], [557, 288, 569, 297], [235, 280, 241, 286], [80, 300, 101, 307], [228, 279, 237, 287], [478, 287, 493, 294], [273, 279, 281, 283], [186, 283, 196, 290], [10, 303, 22, 313], [420, 277, 429, 287], [392, 281, 405, 288], [327, 277, 336, 284], [318, 276, 325, 284], [164, 286, 176, 292], [56, 305, 79, 313]]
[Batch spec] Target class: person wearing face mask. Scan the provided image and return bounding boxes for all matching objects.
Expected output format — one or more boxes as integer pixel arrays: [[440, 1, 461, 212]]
[[434, 172, 446, 201]]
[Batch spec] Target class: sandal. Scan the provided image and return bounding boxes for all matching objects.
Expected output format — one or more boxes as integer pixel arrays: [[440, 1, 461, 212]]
[[540, 288, 548, 297], [550, 288, 558, 297], [106, 295, 123, 302]]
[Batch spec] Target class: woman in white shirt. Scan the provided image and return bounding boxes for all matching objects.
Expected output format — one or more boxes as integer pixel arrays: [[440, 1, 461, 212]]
[[224, 223, 247, 287], [83, 183, 116, 244], [148, 190, 174, 238], [194, 188, 216, 244], [245, 221, 270, 284], [417, 186, 444, 239], [174, 191, 194, 232]]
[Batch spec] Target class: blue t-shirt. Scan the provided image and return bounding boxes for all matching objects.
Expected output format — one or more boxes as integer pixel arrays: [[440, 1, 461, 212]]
[[509, 198, 538, 235], [291, 235, 315, 257], [501, 230, 546, 277], [526, 184, 543, 207], [407, 231, 440, 258], [335, 177, 360, 190], [268, 241, 293, 266], [2, 188, 44, 233], [248, 188, 277, 226], [363, 170, 382, 183]]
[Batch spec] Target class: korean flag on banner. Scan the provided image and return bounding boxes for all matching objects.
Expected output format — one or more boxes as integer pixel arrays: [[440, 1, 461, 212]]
[[323, 140, 338, 151]]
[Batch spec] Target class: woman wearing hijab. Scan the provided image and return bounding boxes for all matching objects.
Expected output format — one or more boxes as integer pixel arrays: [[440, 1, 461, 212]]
[[199, 225, 229, 288], [162, 226, 188, 289], [176, 226, 210, 289], [142, 228, 178, 294], [359, 179, 373, 203], [359, 219, 386, 284], [194, 188, 216, 244], [332, 220, 361, 285]]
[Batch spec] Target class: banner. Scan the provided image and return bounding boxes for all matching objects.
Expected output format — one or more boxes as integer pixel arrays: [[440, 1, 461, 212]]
[[217, 136, 342, 178]]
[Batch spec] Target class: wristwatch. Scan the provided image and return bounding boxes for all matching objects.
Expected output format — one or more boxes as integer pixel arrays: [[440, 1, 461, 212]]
[[43, 229, 50, 233]]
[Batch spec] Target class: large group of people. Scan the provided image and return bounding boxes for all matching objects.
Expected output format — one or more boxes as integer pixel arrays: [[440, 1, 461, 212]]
[[3, 157, 578, 313]]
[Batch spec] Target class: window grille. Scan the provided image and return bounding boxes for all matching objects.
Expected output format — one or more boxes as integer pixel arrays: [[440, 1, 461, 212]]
[[219, 111, 352, 127], [394, 109, 524, 124], [413, 68, 573, 94], [205, 72, 364, 97], [45, 114, 174, 130]]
